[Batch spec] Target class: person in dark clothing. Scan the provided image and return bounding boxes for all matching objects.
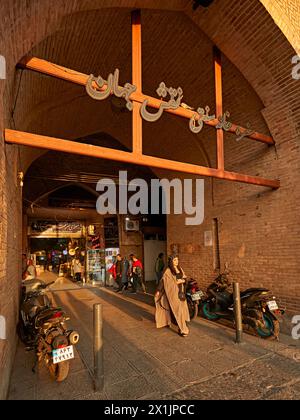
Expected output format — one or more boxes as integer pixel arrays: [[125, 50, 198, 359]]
[[130, 254, 145, 294], [120, 257, 130, 291], [115, 254, 123, 292], [155, 252, 165, 286]]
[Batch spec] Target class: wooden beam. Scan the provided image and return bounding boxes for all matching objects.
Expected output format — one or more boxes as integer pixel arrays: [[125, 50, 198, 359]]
[[18, 56, 274, 145], [131, 9, 143, 155], [5, 129, 280, 189], [214, 47, 224, 171]]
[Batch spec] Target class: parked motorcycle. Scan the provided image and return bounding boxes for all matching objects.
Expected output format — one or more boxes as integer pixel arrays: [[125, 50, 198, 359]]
[[185, 278, 204, 320], [200, 271, 284, 339], [17, 281, 80, 382]]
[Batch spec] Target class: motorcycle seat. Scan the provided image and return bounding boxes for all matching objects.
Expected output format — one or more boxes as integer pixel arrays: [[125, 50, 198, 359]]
[[241, 288, 269, 297], [35, 307, 63, 323]]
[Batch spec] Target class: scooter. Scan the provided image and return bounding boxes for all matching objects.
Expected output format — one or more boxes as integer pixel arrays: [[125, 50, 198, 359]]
[[18, 281, 80, 382], [200, 271, 284, 339]]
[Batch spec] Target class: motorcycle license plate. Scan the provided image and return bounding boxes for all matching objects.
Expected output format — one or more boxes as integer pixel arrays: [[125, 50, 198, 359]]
[[267, 300, 278, 311], [191, 291, 204, 301], [52, 345, 74, 364]]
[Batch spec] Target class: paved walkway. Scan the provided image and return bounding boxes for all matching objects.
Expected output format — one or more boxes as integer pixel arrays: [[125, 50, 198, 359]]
[[8, 273, 300, 400]]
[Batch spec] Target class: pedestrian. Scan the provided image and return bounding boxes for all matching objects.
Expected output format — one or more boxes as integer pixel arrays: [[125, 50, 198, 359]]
[[46, 252, 52, 271], [127, 256, 133, 288], [154, 254, 190, 337], [107, 261, 117, 286], [121, 256, 129, 291], [72, 257, 82, 282], [155, 252, 165, 286], [115, 254, 123, 292], [130, 254, 145, 294]]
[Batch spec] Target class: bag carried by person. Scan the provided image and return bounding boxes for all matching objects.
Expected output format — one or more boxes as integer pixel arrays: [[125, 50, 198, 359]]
[[178, 283, 186, 301], [135, 265, 143, 278]]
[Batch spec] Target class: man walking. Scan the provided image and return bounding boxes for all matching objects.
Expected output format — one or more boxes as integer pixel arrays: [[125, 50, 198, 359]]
[[130, 254, 145, 294], [115, 254, 123, 292], [121, 256, 129, 291], [72, 257, 82, 282]]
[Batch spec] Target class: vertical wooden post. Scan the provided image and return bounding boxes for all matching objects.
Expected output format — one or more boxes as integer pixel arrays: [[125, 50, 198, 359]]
[[131, 9, 143, 156], [214, 47, 224, 171]]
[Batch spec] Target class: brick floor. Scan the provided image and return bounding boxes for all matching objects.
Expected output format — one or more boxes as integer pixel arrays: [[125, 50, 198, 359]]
[[7, 273, 300, 400]]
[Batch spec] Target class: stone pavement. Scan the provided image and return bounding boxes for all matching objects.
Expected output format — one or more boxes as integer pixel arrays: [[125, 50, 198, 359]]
[[8, 273, 300, 400]]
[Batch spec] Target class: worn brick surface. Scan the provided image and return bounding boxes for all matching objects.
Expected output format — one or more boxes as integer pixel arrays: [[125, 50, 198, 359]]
[[1, 0, 300, 399], [7, 278, 300, 400]]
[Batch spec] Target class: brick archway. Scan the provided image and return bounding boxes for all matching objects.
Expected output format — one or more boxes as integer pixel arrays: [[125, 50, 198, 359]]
[[1, 0, 300, 399]]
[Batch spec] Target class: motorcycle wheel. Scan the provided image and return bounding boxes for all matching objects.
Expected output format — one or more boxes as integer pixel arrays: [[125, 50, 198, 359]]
[[255, 313, 279, 339], [201, 301, 220, 320], [187, 297, 198, 320], [48, 361, 70, 382]]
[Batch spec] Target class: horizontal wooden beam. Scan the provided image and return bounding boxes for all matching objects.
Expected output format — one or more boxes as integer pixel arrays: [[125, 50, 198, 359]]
[[5, 129, 280, 189], [18, 57, 274, 145]]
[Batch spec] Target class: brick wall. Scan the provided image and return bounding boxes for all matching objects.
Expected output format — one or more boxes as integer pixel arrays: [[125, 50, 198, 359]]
[[119, 215, 144, 262], [0, 83, 22, 400], [166, 0, 300, 314]]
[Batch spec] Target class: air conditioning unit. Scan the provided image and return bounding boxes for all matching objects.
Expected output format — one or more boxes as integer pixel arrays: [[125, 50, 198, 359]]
[[125, 219, 140, 232]]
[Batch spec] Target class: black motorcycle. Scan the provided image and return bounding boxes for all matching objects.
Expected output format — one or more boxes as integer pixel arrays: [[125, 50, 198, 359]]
[[18, 281, 80, 382], [200, 271, 284, 339], [185, 278, 204, 320]]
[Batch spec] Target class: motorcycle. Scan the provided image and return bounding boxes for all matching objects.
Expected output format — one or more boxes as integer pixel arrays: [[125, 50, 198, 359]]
[[185, 278, 205, 320], [17, 281, 80, 382], [200, 271, 284, 339]]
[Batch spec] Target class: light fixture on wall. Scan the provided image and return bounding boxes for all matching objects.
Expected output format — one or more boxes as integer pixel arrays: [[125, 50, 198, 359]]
[[17, 171, 24, 187]]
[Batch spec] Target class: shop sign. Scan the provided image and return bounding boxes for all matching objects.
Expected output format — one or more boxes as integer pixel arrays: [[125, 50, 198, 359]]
[[29, 221, 84, 238]]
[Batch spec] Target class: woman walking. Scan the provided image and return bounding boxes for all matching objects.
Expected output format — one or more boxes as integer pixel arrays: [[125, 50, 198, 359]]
[[155, 255, 190, 337]]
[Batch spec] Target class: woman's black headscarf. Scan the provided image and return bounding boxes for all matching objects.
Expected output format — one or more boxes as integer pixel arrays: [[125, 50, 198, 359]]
[[168, 254, 183, 276]]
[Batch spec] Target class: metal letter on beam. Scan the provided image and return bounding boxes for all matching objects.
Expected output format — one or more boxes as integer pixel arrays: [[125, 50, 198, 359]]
[[86, 69, 136, 111], [18, 56, 275, 145], [189, 106, 215, 134], [140, 82, 183, 122]]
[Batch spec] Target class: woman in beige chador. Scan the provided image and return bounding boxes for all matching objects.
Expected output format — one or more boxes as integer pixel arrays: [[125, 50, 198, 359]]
[[155, 255, 190, 337]]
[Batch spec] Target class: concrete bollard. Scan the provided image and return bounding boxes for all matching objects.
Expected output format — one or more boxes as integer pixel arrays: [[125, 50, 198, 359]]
[[93, 303, 104, 391], [233, 282, 243, 344]]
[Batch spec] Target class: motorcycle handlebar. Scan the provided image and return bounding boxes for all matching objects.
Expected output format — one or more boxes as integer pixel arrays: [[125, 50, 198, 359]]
[[46, 281, 55, 287], [39, 281, 55, 290]]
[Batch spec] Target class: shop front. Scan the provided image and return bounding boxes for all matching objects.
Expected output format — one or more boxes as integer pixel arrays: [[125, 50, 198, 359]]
[[27, 218, 119, 285]]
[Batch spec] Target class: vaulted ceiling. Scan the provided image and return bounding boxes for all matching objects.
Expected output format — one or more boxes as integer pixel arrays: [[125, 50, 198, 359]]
[[10, 3, 272, 178], [1, 0, 299, 195]]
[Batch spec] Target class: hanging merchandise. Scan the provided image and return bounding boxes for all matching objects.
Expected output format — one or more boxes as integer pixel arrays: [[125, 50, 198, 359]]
[[86, 249, 106, 285]]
